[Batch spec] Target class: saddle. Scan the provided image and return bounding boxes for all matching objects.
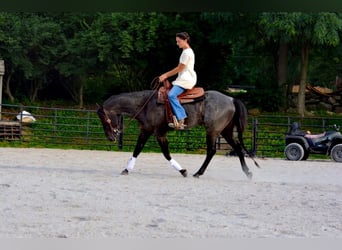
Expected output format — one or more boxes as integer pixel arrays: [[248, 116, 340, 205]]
[[157, 80, 205, 104], [157, 80, 205, 124]]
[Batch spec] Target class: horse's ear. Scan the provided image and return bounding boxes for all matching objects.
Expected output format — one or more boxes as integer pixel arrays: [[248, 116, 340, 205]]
[[96, 103, 103, 110]]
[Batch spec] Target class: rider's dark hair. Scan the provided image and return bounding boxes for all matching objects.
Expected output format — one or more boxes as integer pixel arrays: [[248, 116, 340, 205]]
[[176, 32, 191, 43]]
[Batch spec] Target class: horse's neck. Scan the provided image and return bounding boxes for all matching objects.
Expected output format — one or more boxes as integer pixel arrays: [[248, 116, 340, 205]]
[[106, 91, 153, 116]]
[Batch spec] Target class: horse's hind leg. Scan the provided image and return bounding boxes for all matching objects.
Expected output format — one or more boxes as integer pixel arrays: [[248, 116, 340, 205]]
[[221, 131, 252, 179], [193, 134, 217, 178]]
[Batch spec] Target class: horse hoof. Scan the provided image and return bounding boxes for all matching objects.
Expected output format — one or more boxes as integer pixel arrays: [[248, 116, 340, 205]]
[[121, 169, 129, 175], [193, 173, 200, 178], [246, 172, 253, 179], [179, 169, 187, 177]]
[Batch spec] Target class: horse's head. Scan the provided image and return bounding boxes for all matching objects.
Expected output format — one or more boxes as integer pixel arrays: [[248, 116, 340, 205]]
[[96, 104, 121, 142]]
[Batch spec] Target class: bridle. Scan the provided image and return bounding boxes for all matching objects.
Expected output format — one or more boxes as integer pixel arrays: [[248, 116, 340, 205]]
[[107, 114, 122, 137], [98, 107, 122, 139]]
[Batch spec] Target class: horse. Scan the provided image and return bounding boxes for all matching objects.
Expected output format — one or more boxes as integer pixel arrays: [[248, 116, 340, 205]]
[[97, 87, 259, 179]]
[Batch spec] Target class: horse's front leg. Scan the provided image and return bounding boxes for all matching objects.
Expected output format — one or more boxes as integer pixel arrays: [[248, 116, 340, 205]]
[[193, 133, 217, 178], [156, 135, 187, 177], [121, 130, 151, 175]]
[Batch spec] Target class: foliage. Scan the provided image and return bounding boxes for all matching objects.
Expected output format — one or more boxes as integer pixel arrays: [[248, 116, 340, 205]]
[[1, 12, 342, 114], [258, 12, 342, 115], [0, 13, 66, 102]]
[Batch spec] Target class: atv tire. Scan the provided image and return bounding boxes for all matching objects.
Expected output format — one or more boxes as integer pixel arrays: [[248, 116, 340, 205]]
[[331, 144, 342, 162], [285, 142, 305, 161]]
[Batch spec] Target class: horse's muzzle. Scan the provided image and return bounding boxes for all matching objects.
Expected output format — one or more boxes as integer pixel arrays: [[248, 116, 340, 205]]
[[107, 136, 116, 142], [107, 128, 120, 142]]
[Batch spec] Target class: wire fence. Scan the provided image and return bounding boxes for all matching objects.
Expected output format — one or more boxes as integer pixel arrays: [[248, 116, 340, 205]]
[[1, 103, 342, 158]]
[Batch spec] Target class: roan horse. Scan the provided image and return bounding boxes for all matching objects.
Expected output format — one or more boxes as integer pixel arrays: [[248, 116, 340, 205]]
[[97, 86, 259, 178]]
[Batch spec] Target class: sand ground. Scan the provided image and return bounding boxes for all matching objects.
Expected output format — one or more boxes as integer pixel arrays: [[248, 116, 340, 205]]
[[0, 147, 341, 238]]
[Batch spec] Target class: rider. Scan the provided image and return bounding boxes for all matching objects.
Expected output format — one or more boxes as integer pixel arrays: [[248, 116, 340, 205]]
[[159, 32, 197, 130]]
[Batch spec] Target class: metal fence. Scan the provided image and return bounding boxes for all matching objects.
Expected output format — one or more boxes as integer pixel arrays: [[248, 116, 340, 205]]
[[1, 103, 342, 158]]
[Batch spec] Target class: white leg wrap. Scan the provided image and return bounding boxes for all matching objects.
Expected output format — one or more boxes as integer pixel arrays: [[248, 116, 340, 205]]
[[126, 157, 137, 171], [169, 158, 182, 171]]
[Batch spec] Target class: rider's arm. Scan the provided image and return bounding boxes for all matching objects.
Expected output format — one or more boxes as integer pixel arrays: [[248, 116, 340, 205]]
[[159, 63, 185, 82]]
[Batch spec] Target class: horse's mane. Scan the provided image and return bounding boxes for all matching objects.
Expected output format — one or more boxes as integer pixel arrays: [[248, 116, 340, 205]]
[[118, 90, 154, 99], [103, 90, 155, 113], [105, 90, 153, 101]]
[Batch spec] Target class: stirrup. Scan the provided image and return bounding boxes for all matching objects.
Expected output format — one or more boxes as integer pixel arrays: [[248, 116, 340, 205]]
[[168, 118, 187, 130], [177, 118, 187, 130], [168, 115, 179, 129]]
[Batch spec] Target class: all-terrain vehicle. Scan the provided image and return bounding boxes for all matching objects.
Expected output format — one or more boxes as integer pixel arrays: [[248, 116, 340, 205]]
[[284, 122, 342, 162]]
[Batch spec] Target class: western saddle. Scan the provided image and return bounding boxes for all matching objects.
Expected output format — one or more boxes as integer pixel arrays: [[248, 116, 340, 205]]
[[157, 80, 205, 125]]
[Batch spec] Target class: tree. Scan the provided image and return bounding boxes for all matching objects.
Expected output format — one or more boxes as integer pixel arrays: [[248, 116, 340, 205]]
[[0, 13, 30, 102], [200, 13, 283, 111], [0, 13, 66, 102], [53, 13, 99, 108], [89, 12, 164, 91], [259, 12, 342, 116], [259, 13, 297, 109], [296, 13, 342, 116], [2, 12, 342, 112], [21, 13, 65, 102]]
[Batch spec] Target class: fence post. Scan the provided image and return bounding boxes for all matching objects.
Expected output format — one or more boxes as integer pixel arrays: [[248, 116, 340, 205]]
[[252, 118, 258, 156], [53, 109, 58, 139], [118, 114, 123, 149], [0, 60, 5, 120], [186, 130, 191, 151], [86, 110, 90, 143]]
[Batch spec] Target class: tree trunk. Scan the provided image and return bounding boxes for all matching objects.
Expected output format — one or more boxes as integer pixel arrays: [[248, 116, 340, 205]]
[[78, 77, 84, 109], [277, 42, 288, 109], [298, 42, 309, 117], [29, 79, 40, 102], [5, 72, 15, 102], [61, 78, 78, 103]]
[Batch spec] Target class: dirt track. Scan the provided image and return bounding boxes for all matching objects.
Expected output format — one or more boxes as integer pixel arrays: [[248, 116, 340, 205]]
[[0, 147, 341, 238]]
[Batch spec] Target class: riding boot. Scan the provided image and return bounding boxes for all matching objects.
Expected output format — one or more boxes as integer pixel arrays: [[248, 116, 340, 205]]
[[170, 115, 179, 127], [178, 119, 187, 130], [168, 117, 187, 130], [168, 116, 179, 129]]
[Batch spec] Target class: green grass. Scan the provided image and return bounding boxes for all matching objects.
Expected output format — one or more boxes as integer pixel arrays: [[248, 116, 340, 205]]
[[1, 106, 342, 160]]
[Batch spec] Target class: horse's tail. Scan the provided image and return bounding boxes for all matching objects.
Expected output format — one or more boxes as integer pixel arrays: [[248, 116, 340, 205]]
[[233, 98, 248, 133], [233, 98, 260, 168]]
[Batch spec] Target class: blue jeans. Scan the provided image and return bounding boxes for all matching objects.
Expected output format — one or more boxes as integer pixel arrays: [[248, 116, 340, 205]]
[[168, 85, 187, 121]]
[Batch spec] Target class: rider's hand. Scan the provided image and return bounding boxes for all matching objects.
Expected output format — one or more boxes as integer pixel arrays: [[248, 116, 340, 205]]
[[159, 74, 167, 82]]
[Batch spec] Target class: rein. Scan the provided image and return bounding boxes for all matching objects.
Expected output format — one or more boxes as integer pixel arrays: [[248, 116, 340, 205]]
[[122, 77, 162, 130]]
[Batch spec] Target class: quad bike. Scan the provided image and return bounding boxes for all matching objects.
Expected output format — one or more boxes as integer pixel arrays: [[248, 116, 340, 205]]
[[284, 122, 342, 162]]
